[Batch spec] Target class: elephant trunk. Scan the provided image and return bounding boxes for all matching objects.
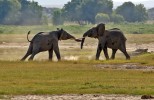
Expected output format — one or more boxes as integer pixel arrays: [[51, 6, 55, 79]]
[[63, 33, 76, 40], [67, 34, 82, 42], [81, 32, 88, 49], [81, 38, 85, 49], [70, 35, 76, 40]]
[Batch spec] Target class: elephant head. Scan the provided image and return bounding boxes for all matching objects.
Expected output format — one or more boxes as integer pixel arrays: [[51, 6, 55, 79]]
[[81, 23, 105, 49], [57, 28, 81, 42]]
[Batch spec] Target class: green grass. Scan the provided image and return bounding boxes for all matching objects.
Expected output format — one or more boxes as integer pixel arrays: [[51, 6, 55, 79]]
[[106, 23, 154, 34], [0, 23, 154, 35], [0, 60, 154, 95], [80, 53, 154, 66], [0, 25, 92, 35], [131, 53, 154, 66], [0, 53, 154, 95]]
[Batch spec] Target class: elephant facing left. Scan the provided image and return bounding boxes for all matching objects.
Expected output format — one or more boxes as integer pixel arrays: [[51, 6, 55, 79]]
[[21, 28, 81, 61]]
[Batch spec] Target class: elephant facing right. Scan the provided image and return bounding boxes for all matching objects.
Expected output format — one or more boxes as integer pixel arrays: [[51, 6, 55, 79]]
[[81, 23, 130, 60], [21, 28, 81, 61]]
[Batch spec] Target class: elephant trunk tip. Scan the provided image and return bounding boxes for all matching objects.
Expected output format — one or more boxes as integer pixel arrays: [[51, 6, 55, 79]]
[[81, 37, 85, 49]]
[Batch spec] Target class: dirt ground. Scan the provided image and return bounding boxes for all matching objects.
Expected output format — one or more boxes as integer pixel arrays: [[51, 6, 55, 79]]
[[3, 94, 142, 100], [0, 42, 154, 61]]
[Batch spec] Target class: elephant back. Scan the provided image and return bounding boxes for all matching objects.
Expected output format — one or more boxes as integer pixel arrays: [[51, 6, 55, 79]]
[[107, 29, 127, 41]]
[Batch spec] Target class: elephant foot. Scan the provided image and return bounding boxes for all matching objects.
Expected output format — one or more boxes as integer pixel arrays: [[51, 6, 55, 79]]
[[28, 58, 33, 61], [57, 59, 61, 61], [49, 59, 53, 61], [20, 58, 25, 61], [126, 57, 130, 60], [110, 58, 114, 60], [106, 58, 109, 60], [95, 58, 99, 60]]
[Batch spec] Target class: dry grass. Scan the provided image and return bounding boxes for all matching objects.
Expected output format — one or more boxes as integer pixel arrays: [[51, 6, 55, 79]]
[[126, 34, 154, 44], [0, 33, 154, 62]]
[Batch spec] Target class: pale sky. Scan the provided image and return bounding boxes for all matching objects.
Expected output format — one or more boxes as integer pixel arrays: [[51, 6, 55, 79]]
[[31, 0, 153, 8]]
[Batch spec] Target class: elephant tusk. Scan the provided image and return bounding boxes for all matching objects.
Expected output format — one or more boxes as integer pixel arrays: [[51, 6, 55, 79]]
[[75, 37, 85, 40]]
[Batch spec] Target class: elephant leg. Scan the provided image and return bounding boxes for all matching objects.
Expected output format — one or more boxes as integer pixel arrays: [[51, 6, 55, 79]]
[[48, 48, 53, 60], [96, 44, 102, 60], [20, 44, 33, 61], [110, 49, 118, 60], [53, 44, 61, 61], [28, 47, 39, 61], [103, 46, 109, 60], [119, 43, 130, 60], [28, 52, 38, 61]]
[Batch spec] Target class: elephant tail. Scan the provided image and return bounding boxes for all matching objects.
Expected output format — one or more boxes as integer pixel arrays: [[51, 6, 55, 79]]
[[27, 31, 32, 42]]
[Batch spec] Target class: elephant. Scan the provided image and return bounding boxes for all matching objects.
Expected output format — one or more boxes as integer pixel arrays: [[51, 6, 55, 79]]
[[21, 28, 81, 61], [81, 23, 130, 60]]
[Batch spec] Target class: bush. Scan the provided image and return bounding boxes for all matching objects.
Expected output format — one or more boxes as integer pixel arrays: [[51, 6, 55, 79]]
[[95, 13, 110, 24], [110, 14, 124, 23]]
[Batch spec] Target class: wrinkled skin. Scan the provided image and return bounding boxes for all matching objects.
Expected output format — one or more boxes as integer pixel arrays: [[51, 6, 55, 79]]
[[81, 23, 130, 60], [21, 28, 81, 61]]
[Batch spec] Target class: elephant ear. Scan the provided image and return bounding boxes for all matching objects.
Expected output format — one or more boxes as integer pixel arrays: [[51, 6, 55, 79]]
[[96, 23, 105, 36], [59, 28, 64, 40]]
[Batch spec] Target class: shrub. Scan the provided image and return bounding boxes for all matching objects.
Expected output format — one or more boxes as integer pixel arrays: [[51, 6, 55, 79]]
[[95, 13, 110, 24], [110, 14, 124, 23]]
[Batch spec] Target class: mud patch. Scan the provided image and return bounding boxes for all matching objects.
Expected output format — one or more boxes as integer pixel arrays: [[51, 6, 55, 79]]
[[95, 63, 154, 71]]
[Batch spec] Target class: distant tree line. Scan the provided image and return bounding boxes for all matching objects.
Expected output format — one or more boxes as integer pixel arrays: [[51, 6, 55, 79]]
[[53, 0, 148, 25], [148, 8, 154, 20], [116, 2, 147, 22], [0, 0, 150, 25], [0, 0, 42, 25]]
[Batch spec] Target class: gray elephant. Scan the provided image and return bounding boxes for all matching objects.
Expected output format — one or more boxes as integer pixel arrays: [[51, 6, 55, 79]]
[[21, 28, 81, 61], [81, 23, 130, 60]]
